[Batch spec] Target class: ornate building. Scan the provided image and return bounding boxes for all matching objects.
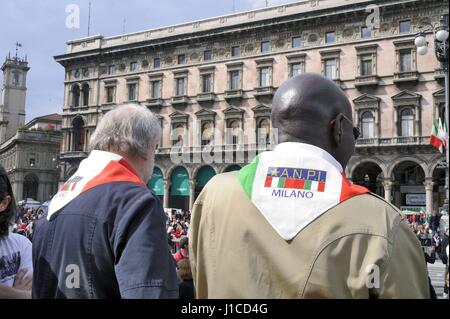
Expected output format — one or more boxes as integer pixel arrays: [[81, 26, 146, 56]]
[[54, 0, 448, 213], [0, 55, 62, 202]]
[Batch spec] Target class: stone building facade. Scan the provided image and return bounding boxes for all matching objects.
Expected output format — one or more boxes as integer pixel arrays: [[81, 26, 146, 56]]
[[0, 54, 62, 202], [54, 0, 448, 213], [0, 113, 62, 202]]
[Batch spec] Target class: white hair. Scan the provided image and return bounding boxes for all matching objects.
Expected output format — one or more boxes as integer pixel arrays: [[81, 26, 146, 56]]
[[89, 103, 161, 159]]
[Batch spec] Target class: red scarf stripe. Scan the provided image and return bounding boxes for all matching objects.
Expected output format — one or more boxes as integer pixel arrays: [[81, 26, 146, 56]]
[[339, 172, 370, 203], [81, 159, 145, 194]]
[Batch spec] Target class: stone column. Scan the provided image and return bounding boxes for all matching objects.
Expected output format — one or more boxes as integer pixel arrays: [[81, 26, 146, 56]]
[[424, 178, 434, 216], [189, 180, 195, 210], [163, 179, 170, 209], [383, 178, 393, 203]]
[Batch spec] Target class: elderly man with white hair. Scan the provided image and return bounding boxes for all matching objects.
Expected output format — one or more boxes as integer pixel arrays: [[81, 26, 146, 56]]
[[31, 104, 178, 299]]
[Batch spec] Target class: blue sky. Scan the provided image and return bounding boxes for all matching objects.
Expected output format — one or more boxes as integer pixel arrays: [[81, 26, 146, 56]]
[[0, 0, 295, 122]]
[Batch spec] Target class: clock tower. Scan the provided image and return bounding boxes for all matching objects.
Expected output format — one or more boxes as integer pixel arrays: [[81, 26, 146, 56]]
[[0, 52, 30, 144]]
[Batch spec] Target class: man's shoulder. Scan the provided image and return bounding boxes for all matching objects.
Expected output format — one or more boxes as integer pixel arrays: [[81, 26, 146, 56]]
[[322, 193, 406, 238], [2, 232, 31, 249]]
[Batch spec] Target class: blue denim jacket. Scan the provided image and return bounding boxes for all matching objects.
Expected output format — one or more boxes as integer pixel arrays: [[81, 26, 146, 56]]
[[32, 182, 179, 299]]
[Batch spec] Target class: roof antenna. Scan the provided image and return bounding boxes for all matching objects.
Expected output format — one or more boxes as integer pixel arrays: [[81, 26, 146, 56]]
[[122, 18, 126, 34], [232, 0, 235, 13], [87, 0, 92, 36]]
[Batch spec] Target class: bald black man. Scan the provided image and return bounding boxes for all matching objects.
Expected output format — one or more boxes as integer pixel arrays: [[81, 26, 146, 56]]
[[189, 73, 429, 299]]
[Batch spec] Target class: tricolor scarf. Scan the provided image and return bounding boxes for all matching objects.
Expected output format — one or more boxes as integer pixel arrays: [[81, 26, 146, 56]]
[[47, 150, 146, 221], [238, 142, 369, 240]]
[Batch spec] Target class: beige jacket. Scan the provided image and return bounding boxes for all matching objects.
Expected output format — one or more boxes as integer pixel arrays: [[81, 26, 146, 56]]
[[189, 171, 430, 299]]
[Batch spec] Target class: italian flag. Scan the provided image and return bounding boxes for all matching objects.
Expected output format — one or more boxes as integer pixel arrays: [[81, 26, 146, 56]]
[[430, 118, 447, 153]]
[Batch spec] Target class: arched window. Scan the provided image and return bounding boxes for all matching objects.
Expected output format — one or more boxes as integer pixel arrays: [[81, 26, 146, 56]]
[[228, 120, 241, 145], [72, 85, 80, 107], [82, 83, 90, 106], [201, 122, 213, 146], [361, 111, 374, 138], [400, 108, 414, 137], [257, 118, 271, 145], [173, 124, 186, 146], [72, 117, 85, 151]]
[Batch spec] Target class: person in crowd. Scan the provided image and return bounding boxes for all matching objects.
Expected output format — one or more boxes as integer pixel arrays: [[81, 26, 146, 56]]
[[32, 103, 178, 299], [0, 165, 33, 299], [173, 237, 189, 263], [189, 73, 429, 298], [441, 228, 449, 298], [177, 259, 195, 299]]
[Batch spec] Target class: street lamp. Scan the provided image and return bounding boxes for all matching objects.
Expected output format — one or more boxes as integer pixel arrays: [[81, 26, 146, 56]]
[[415, 16, 449, 214]]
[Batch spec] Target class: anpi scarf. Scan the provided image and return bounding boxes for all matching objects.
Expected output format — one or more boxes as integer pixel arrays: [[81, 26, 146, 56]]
[[47, 150, 145, 221], [238, 142, 369, 240]]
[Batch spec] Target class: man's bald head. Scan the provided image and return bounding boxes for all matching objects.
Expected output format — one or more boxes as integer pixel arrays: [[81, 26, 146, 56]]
[[271, 73, 356, 168]]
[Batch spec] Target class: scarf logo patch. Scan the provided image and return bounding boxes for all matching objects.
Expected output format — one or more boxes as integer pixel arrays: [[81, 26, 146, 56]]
[[59, 176, 83, 192], [264, 167, 327, 193]]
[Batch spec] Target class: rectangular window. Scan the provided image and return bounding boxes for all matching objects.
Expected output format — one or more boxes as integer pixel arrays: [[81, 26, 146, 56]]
[[151, 80, 161, 98], [177, 54, 185, 65], [325, 31, 335, 44], [360, 55, 373, 76], [361, 26, 372, 39], [229, 70, 240, 90], [324, 59, 336, 79], [128, 83, 137, 101], [292, 36, 301, 48], [203, 50, 212, 61], [399, 20, 411, 33], [108, 65, 116, 75], [259, 67, 270, 87], [130, 62, 137, 72], [153, 58, 161, 68], [176, 78, 185, 96], [106, 86, 115, 103], [290, 63, 302, 77], [201, 74, 212, 93], [442, 14, 449, 27], [231, 46, 240, 57], [399, 50, 412, 72], [261, 41, 270, 53]]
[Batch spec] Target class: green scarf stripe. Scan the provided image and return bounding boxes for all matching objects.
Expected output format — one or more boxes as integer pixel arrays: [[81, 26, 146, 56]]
[[238, 154, 261, 198]]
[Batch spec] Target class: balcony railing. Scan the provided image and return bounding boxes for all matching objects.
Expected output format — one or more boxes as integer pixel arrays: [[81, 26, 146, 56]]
[[146, 98, 164, 108], [60, 151, 88, 160], [354, 75, 379, 87], [155, 143, 273, 155], [356, 136, 430, 146], [254, 86, 275, 97], [224, 89, 243, 100], [171, 95, 189, 105], [196, 92, 216, 102], [393, 71, 419, 84], [434, 68, 445, 81]]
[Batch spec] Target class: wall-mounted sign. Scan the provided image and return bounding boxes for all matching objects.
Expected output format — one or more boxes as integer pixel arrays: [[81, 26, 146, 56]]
[[406, 194, 426, 206]]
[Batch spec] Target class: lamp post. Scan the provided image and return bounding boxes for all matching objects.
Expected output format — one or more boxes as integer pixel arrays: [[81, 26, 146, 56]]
[[415, 16, 449, 214]]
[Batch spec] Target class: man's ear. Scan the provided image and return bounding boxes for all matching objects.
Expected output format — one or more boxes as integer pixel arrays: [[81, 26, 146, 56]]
[[332, 113, 344, 146], [0, 195, 11, 213]]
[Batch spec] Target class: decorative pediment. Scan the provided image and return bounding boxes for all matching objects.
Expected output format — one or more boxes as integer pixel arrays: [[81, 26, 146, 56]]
[[169, 110, 189, 124], [252, 104, 271, 118], [195, 108, 216, 121], [391, 90, 421, 108], [353, 94, 381, 110], [223, 106, 244, 121], [433, 88, 445, 98]]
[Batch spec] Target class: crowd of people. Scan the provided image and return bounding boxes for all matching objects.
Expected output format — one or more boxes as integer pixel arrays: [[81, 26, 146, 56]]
[[11, 206, 44, 241], [406, 216, 449, 298]]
